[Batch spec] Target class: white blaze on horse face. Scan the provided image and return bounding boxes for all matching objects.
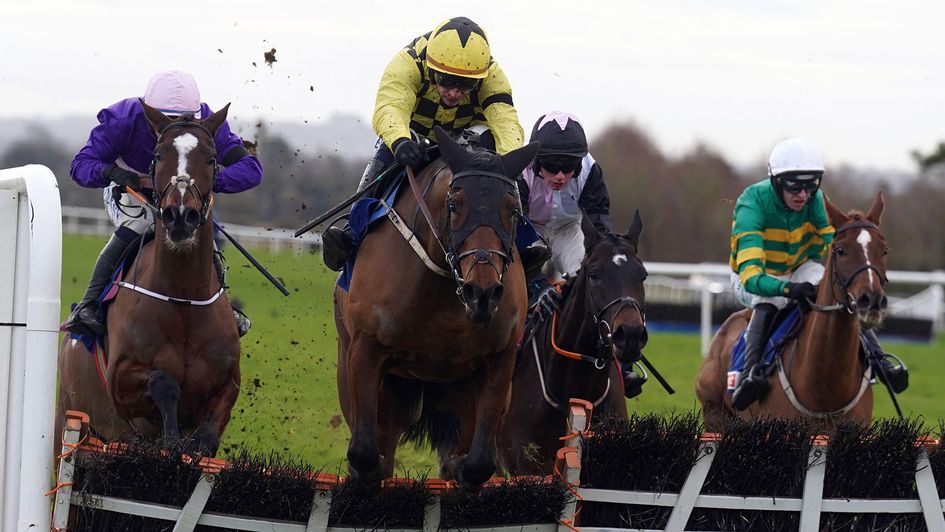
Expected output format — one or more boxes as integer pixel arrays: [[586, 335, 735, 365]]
[[857, 229, 874, 287], [612, 254, 628, 266], [172, 133, 198, 200]]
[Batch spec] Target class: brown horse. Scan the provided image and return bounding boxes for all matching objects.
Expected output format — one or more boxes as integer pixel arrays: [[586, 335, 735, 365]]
[[697, 193, 888, 432], [498, 212, 648, 474], [334, 127, 538, 490], [57, 102, 240, 455]]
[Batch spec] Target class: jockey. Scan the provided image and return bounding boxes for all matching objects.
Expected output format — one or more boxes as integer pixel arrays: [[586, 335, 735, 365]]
[[321, 16, 542, 272], [517, 111, 643, 398], [729, 137, 908, 411], [61, 70, 263, 338]]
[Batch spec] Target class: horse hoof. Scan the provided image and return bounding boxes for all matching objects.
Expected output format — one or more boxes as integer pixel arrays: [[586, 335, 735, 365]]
[[347, 446, 380, 481], [457, 457, 494, 492]]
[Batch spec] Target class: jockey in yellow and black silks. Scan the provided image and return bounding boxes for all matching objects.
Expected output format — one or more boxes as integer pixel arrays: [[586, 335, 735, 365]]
[[322, 16, 526, 272]]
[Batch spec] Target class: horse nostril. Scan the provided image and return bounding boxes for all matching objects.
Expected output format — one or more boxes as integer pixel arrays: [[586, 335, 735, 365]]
[[184, 208, 201, 227], [161, 208, 177, 226], [487, 284, 504, 309], [640, 327, 649, 349], [461, 283, 479, 306], [856, 293, 874, 311], [878, 295, 888, 311]]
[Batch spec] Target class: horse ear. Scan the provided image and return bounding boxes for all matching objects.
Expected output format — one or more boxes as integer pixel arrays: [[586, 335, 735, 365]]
[[201, 103, 230, 135], [824, 195, 848, 227], [140, 98, 172, 134], [624, 209, 643, 251], [435, 126, 471, 173], [581, 213, 603, 249], [499, 141, 541, 178], [865, 191, 884, 225]]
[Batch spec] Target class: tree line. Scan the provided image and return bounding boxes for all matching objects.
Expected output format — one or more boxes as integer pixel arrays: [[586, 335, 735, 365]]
[[2, 123, 943, 272]]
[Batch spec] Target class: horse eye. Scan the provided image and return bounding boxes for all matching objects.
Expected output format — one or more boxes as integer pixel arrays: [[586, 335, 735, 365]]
[[154, 152, 162, 161], [208, 157, 217, 165], [448, 202, 458, 213], [883, 247, 889, 256], [835, 246, 846, 256], [588, 270, 600, 281]]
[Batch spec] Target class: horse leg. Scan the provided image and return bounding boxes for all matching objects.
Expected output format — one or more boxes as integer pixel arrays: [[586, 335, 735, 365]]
[[186, 377, 240, 456], [147, 370, 182, 442], [459, 351, 515, 491], [345, 335, 388, 483], [376, 375, 423, 478]]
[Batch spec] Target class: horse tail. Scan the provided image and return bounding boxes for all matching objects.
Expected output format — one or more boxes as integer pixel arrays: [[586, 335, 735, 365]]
[[399, 383, 460, 453]]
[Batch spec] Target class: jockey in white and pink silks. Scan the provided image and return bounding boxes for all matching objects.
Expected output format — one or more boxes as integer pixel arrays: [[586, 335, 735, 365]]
[[517, 111, 645, 398]]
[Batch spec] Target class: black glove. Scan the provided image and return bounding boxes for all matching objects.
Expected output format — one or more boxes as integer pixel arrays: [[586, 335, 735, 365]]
[[784, 282, 817, 302], [533, 285, 562, 319], [102, 164, 141, 191], [393, 138, 425, 169]]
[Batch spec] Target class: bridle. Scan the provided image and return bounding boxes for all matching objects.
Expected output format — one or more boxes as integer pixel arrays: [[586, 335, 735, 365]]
[[148, 119, 218, 226], [808, 220, 887, 314], [551, 260, 646, 370], [405, 165, 521, 301]]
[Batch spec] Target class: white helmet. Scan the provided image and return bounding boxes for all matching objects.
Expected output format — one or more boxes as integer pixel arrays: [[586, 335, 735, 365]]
[[768, 137, 824, 200], [768, 137, 825, 176]]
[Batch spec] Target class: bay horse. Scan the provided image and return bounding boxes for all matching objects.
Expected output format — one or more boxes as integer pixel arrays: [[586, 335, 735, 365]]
[[498, 212, 648, 474], [334, 126, 538, 490], [56, 101, 240, 456], [696, 193, 888, 432]]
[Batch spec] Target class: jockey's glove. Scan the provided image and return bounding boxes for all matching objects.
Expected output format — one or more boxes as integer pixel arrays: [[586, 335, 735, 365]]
[[103, 164, 141, 191], [393, 138, 425, 169], [784, 281, 817, 302], [533, 285, 563, 319]]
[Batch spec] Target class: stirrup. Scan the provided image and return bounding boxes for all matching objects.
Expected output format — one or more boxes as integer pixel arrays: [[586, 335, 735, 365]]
[[322, 226, 354, 272], [62, 301, 105, 337], [232, 307, 251, 338], [731, 367, 769, 411]]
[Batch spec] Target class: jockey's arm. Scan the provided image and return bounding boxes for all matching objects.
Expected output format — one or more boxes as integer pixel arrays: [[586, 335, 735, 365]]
[[372, 50, 423, 151], [478, 64, 523, 155], [210, 114, 263, 194], [70, 105, 133, 189], [578, 162, 613, 232], [732, 201, 789, 298]]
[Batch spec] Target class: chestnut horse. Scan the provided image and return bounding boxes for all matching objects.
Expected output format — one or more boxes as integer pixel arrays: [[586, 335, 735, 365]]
[[697, 193, 888, 432], [57, 102, 240, 455], [334, 127, 538, 490], [498, 212, 648, 474]]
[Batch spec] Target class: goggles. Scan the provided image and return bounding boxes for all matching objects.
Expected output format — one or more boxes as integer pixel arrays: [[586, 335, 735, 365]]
[[777, 172, 822, 194], [538, 155, 581, 175], [433, 71, 479, 93]]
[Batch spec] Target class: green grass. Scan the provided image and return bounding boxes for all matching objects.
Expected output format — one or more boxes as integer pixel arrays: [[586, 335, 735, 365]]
[[60, 234, 945, 474]]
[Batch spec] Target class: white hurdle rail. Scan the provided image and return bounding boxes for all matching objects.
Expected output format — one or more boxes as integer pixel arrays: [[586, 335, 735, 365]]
[[556, 400, 945, 532], [0, 165, 62, 532]]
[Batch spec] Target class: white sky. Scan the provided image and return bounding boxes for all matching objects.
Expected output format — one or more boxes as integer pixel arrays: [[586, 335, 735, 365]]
[[2, 0, 943, 172]]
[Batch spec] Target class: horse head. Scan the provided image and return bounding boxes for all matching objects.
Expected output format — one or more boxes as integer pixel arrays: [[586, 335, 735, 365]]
[[141, 100, 228, 248], [578, 210, 648, 365], [434, 126, 539, 324], [824, 192, 889, 329]]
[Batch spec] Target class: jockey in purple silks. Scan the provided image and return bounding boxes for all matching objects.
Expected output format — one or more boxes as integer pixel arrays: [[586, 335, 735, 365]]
[[62, 71, 263, 338]]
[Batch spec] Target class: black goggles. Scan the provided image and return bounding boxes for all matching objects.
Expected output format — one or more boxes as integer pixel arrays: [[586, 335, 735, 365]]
[[778, 173, 822, 193], [538, 155, 581, 175], [433, 72, 478, 92]]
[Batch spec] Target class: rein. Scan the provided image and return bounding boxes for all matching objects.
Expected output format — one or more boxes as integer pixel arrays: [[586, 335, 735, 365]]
[[807, 220, 887, 314]]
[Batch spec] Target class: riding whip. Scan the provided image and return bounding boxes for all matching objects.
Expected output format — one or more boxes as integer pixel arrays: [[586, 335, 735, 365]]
[[639, 354, 676, 395], [213, 220, 290, 296]]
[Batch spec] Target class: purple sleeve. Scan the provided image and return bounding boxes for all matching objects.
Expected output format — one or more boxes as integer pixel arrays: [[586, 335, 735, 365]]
[[211, 113, 263, 194], [69, 106, 130, 189]]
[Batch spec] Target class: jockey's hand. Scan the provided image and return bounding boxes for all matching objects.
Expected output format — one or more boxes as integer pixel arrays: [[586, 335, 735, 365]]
[[534, 285, 562, 319], [393, 138, 425, 169], [784, 282, 817, 302], [103, 164, 141, 191]]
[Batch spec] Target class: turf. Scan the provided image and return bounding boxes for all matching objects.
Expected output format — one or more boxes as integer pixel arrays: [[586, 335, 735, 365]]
[[60, 234, 945, 472]]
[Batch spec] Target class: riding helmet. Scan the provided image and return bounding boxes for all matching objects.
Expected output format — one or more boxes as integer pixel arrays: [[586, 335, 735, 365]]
[[425, 17, 492, 79]]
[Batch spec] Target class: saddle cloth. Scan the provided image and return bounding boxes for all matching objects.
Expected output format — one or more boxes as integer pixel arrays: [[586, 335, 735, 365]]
[[727, 306, 802, 393]]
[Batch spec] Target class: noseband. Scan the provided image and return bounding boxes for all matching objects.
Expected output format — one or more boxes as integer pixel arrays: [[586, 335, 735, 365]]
[[149, 119, 218, 226], [811, 220, 888, 314]]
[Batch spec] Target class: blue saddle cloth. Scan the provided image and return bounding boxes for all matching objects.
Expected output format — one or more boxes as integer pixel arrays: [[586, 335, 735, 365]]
[[337, 180, 541, 291], [728, 307, 801, 393]]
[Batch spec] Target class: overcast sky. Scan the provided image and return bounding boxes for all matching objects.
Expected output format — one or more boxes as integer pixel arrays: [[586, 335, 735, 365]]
[[2, 0, 942, 172]]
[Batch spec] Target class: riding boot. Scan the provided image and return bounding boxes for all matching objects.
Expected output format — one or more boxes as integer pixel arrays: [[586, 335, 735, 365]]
[[520, 244, 552, 283], [863, 329, 909, 393], [731, 303, 778, 411], [322, 226, 355, 272], [621, 362, 646, 399], [212, 251, 251, 338], [61, 234, 129, 336]]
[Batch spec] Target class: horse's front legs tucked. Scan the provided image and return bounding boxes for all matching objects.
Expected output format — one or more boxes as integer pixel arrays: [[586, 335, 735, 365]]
[[148, 371, 182, 442], [459, 349, 515, 491], [345, 335, 388, 483]]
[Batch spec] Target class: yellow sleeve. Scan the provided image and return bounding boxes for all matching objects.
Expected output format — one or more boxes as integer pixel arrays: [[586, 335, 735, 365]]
[[478, 63, 523, 154], [372, 50, 422, 150]]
